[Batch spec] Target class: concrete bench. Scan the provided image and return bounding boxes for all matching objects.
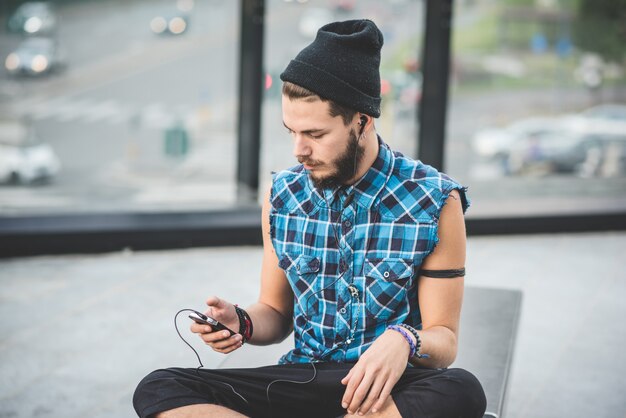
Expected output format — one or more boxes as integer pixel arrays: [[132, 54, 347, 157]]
[[219, 286, 522, 418]]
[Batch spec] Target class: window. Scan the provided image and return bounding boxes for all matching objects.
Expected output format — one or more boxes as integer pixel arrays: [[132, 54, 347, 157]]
[[447, 0, 626, 217], [0, 0, 240, 215]]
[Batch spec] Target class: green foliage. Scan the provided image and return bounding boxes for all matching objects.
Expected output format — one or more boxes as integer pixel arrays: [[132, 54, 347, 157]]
[[572, 0, 626, 61], [453, 10, 498, 52]]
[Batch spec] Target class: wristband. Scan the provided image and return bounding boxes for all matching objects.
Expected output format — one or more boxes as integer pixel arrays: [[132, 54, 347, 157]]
[[234, 305, 253, 343], [387, 325, 416, 358], [398, 323, 430, 359]]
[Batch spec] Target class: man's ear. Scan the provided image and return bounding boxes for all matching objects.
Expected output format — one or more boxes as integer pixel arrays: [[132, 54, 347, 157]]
[[358, 114, 369, 136]]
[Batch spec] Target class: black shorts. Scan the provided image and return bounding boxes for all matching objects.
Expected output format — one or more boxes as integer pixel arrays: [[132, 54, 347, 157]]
[[133, 362, 485, 418]]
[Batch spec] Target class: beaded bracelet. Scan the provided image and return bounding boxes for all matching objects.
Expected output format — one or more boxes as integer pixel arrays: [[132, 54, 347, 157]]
[[234, 305, 253, 343], [397, 323, 430, 359], [387, 325, 416, 358]]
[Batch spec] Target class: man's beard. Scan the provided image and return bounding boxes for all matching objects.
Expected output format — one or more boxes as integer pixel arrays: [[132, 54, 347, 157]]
[[302, 128, 365, 190]]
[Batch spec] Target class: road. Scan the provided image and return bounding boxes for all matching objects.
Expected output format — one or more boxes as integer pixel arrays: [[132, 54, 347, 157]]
[[0, 0, 427, 214], [0, 0, 623, 216]]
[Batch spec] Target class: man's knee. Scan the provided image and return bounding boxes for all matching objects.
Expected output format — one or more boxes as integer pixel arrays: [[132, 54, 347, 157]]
[[396, 367, 486, 418], [133, 369, 187, 417], [134, 369, 174, 399], [444, 368, 487, 417]]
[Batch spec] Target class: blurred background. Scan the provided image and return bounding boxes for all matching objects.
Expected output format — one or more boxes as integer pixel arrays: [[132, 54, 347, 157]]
[[0, 2, 625, 418], [0, 0, 623, 218]]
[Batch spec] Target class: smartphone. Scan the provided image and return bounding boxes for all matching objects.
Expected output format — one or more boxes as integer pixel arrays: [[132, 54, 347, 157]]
[[189, 312, 236, 336]]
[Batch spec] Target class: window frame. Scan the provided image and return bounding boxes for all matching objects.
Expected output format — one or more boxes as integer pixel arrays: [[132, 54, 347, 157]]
[[1, 0, 624, 258]]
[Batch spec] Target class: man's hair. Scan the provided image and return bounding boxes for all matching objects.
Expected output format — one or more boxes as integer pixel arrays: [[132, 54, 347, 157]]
[[282, 81, 357, 126]]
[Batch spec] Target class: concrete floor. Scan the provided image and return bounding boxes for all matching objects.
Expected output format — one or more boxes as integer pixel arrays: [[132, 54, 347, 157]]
[[0, 231, 624, 418]]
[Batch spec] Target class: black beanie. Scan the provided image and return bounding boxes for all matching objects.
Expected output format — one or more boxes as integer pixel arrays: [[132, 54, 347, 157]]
[[280, 19, 384, 118]]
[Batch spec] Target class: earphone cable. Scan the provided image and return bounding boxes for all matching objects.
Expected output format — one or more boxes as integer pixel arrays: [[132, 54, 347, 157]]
[[174, 309, 204, 370], [266, 362, 318, 414], [174, 309, 250, 404]]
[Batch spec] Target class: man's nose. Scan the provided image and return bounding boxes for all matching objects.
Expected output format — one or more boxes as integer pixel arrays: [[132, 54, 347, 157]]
[[292, 135, 311, 158]]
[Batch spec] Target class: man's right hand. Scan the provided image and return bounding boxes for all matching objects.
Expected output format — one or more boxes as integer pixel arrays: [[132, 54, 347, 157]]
[[190, 295, 243, 354]]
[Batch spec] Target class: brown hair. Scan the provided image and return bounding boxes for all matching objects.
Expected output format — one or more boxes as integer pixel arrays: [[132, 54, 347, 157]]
[[282, 81, 357, 126]]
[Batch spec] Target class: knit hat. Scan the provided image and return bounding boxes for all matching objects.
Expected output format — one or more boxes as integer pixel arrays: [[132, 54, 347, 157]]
[[280, 19, 384, 118]]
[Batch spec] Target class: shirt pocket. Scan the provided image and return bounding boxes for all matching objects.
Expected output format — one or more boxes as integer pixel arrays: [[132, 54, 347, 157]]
[[364, 258, 414, 322], [280, 254, 322, 321]]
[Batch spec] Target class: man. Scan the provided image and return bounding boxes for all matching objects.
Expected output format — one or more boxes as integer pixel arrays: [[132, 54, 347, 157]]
[[134, 19, 486, 418]]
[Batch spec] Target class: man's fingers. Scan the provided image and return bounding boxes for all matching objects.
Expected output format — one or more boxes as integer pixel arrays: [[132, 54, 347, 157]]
[[206, 295, 222, 307], [210, 337, 243, 353], [203, 332, 242, 351], [205, 296, 227, 318], [357, 376, 385, 415], [190, 323, 213, 334], [341, 367, 365, 409], [346, 374, 374, 415], [371, 379, 395, 414], [201, 330, 238, 344], [341, 368, 353, 385]]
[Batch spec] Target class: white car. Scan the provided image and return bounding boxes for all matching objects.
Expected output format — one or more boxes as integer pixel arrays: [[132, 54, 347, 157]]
[[0, 122, 61, 185], [471, 117, 566, 161], [5, 37, 67, 76], [7, 2, 57, 35], [506, 117, 626, 176], [580, 103, 626, 123]]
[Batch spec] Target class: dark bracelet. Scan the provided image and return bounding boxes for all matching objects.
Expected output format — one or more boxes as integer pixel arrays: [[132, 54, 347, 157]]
[[419, 268, 465, 278], [398, 323, 429, 359], [234, 305, 253, 343]]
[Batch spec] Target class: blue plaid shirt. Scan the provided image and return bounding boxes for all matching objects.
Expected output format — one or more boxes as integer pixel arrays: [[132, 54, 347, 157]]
[[270, 138, 469, 364]]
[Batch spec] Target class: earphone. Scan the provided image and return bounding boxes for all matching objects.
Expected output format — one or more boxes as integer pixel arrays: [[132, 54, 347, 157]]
[[358, 115, 368, 138]]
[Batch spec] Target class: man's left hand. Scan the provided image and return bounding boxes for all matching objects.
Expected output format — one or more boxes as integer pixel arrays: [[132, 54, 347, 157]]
[[341, 329, 410, 415]]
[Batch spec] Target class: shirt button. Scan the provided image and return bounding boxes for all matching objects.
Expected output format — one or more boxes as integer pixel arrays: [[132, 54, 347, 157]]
[[383, 271, 390, 278], [343, 220, 352, 229], [339, 308, 347, 314]]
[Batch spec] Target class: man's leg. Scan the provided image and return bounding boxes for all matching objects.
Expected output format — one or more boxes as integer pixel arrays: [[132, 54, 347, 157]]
[[133, 363, 354, 418], [133, 367, 254, 418], [156, 404, 246, 418], [392, 367, 486, 418], [343, 396, 401, 418], [340, 367, 484, 418]]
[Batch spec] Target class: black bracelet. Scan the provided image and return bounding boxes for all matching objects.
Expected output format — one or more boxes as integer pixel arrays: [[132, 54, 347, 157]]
[[419, 268, 465, 278], [398, 323, 429, 359], [398, 323, 420, 350], [234, 305, 253, 343]]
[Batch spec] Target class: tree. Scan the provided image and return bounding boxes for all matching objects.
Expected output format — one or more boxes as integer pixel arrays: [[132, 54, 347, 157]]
[[572, 0, 626, 62]]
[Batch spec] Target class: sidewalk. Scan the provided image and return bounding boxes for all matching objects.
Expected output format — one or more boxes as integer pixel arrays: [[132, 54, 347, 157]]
[[0, 231, 624, 418]]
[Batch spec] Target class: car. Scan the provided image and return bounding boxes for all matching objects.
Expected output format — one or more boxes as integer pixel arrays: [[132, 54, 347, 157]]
[[0, 121, 61, 185], [506, 120, 626, 176], [580, 103, 626, 123], [6, 2, 57, 36], [150, 11, 189, 35], [471, 117, 566, 161], [4, 37, 67, 76]]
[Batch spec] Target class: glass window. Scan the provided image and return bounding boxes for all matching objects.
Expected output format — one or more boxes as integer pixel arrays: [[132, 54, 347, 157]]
[[0, 0, 239, 215], [447, 0, 626, 217], [261, 0, 425, 191]]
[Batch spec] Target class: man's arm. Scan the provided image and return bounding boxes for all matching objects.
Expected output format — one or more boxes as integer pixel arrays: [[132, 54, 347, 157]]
[[245, 189, 294, 345], [411, 188, 466, 368], [191, 189, 294, 352], [341, 189, 467, 415]]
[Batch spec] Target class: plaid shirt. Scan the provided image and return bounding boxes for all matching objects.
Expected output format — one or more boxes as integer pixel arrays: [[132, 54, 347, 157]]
[[270, 138, 469, 364]]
